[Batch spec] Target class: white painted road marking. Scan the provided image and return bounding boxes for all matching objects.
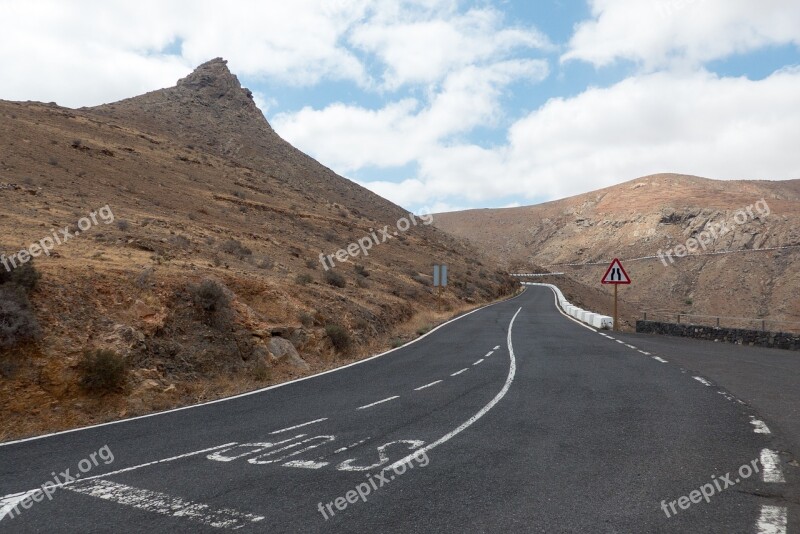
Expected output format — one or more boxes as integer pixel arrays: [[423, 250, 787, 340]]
[[750, 418, 771, 434], [357, 396, 400, 410], [616, 340, 625, 344], [414, 380, 443, 391], [693, 377, 713, 387], [760, 449, 785, 483], [451, 368, 468, 376], [625, 344, 637, 349], [269, 418, 328, 435], [493, 345, 500, 350], [652, 356, 668, 363], [485, 351, 494, 357], [757, 505, 787, 534], [66, 480, 264, 530], [473, 359, 484, 366], [637, 350, 651, 356], [0, 490, 39, 521], [384, 307, 521, 472]]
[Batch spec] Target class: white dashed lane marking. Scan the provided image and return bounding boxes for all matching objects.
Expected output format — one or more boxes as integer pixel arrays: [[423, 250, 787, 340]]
[[269, 418, 328, 435], [473, 359, 484, 366], [493, 345, 500, 350], [451, 368, 468, 377], [750, 417, 771, 434], [414, 380, 443, 391], [356, 396, 400, 411], [760, 449, 785, 483], [652, 356, 668, 363], [693, 377, 713, 387], [485, 351, 494, 358], [757, 505, 787, 534]]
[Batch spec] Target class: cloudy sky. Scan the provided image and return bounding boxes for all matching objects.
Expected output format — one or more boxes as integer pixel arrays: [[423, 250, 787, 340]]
[[1, 0, 799, 213]]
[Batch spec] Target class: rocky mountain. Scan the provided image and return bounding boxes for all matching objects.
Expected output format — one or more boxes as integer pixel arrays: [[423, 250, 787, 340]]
[[435, 174, 800, 330], [0, 59, 514, 441]]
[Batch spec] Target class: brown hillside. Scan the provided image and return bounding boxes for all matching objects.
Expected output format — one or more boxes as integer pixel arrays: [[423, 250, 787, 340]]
[[436, 174, 800, 331], [0, 59, 514, 442]]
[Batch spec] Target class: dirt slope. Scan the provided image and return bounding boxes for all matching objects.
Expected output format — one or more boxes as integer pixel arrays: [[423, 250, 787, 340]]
[[0, 58, 515, 441], [436, 174, 800, 331]]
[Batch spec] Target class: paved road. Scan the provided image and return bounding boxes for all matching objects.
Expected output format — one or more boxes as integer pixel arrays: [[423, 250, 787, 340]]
[[0, 286, 795, 533]]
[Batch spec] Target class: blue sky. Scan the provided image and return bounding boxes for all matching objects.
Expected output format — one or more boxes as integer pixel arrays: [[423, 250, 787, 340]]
[[1, 0, 799, 213]]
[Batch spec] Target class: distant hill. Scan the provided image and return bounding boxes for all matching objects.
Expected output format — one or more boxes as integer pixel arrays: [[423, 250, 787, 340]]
[[0, 58, 514, 441], [435, 174, 800, 330]]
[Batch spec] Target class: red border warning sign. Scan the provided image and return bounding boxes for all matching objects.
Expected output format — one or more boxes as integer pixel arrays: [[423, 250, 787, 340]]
[[601, 258, 631, 284]]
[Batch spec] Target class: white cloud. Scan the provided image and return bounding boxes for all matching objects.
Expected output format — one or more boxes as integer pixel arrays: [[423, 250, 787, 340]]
[[563, 0, 800, 68], [0, 0, 371, 107], [348, 68, 800, 209], [272, 59, 548, 172], [350, 4, 550, 89]]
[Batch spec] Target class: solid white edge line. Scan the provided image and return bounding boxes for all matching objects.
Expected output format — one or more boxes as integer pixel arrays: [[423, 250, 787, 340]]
[[414, 380, 443, 391], [450, 368, 469, 377], [0, 290, 527, 448], [541, 286, 597, 332], [269, 418, 328, 435], [385, 307, 522, 472], [356, 396, 400, 410], [760, 449, 786, 483]]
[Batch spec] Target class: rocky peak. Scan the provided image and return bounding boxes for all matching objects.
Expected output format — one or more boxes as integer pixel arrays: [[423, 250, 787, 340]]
[[176, 57, 254, 102]]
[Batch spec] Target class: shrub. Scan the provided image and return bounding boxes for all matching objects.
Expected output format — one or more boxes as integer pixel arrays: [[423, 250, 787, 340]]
[[253, 358, 271, 381], [220, 239, 252, 258], [77, 349, 127, 392], [354, 264, 369, 277], [416, 324, 433, 336], [134, 267, 154, 289], [8, 262, 40, 291], [295, 274, 313, 285], [257, 257, 274, 270], [391, 338, 405, 349], [324, 270, 346, 288], [305, 259, 318, 270], [325, 324, 350, 352], [0, 285, 41, 348], [298, 312, 314, 327], [116, 219, 131, 231], [190, 279, 230, 313]]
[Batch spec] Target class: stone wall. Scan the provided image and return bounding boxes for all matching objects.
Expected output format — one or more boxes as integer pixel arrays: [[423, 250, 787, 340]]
[[636, 320, 800, 351]]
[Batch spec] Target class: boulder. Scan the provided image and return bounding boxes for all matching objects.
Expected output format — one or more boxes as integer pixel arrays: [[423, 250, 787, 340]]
[[267, 337, 309, 371]]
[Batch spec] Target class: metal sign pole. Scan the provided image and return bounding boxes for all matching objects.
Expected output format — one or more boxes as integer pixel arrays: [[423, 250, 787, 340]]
[[614, 284, 618, 332]]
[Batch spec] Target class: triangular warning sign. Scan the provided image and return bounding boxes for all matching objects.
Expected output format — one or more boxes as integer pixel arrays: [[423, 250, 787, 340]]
[[601, 258, 631, 284]]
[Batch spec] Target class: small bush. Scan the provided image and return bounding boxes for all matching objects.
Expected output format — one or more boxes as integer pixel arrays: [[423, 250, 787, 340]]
[[190, 279, 230, 313], [305, 259, 318, 270], [298, 312, 314, 327], [253, 358, 271, 381], [0, 285, 41, 348], [324, 270, 346, 288], [416, 324, 433, 336], [77, 349, 127, 392], [134, 267, 154, 289], [325, 324, 350, 352], [220, 239, 252, 259], [169, 235, 190, 249], [116, 219, 130, 232], [295, 274, 313, 285], [9, 262, 40, 291], [354, 264, 369, 277], [257, 257, 274, 270], [391, 338, 405, 349]]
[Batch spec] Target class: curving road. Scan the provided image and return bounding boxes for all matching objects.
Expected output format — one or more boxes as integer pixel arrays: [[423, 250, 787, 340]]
[[0, 286, 796, 533]]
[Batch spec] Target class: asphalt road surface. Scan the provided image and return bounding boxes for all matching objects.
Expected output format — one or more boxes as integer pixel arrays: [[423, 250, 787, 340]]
[[1, 286, 796, 533]]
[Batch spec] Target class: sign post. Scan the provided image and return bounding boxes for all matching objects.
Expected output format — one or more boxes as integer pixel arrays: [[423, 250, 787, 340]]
[[601, 258, 631, 331], [433, 264, 448, 312]]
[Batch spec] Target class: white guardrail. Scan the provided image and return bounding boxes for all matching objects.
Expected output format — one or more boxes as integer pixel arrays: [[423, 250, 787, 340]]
[[521, 282, 613, 330]]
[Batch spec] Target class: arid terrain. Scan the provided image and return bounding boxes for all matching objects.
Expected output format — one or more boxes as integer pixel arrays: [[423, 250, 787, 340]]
[[0, 59, 515, 441], [436, 174, 800, 331]]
